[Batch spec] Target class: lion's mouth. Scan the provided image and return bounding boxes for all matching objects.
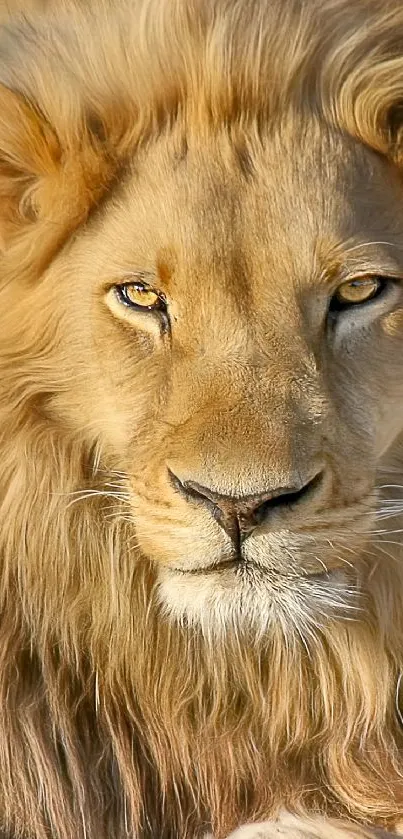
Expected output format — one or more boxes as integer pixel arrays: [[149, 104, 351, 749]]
[[171, 558, 241, 576], [169, 552, 340, 579], [170, 556, 332, 578]]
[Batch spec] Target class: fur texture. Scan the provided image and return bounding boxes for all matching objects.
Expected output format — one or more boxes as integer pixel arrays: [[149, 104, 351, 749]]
[[1, 1, 403, 838]]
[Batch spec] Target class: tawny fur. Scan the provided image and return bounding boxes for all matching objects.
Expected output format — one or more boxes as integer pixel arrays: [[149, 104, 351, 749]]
[[1, 1, 403, 838]]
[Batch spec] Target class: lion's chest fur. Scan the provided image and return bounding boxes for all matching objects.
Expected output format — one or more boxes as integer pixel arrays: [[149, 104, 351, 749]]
[[0, 534, 402, 839]]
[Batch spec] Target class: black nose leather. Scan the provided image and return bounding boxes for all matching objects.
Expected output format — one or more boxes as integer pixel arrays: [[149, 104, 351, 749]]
[[169, 470, 322, 544]]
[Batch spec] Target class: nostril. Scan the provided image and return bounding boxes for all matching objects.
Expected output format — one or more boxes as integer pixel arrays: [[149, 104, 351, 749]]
[[251, 470, 324, 521], [233, 472, 324, 539], [167, 470, 216, 507]]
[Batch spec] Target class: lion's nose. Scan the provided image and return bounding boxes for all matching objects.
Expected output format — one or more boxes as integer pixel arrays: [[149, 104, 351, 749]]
[[168, 470, 322, 544]]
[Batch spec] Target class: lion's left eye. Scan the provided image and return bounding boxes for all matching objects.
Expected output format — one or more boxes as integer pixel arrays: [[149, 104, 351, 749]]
[[115, 282, 166, 312], [329, 276, 388, 311]]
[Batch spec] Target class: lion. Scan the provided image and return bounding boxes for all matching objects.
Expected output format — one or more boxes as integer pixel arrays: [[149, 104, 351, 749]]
[[1, 0, 403, 837]]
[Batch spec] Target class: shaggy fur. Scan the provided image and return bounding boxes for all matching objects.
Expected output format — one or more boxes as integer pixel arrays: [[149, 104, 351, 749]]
[[1, 1, 403, 838]]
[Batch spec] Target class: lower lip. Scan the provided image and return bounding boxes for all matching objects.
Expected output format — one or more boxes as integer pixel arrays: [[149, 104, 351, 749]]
[[172, 559, 240, 576], [171, 563, 333, 583]]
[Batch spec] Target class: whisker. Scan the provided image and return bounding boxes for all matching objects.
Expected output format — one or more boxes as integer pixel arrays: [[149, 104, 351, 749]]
[[371, 539, 403, 549], [312, 555, 329, 573], [343, 240, 403, 254], [370, 544, 399, 564], [375, 510, 403, 521], [64, 489, 130, 509], [335, 555, 355, 570], [370, 528, 403, 536]]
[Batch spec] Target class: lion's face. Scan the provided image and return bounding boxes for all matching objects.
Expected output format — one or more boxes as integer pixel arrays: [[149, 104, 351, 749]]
[[18, 121, 403, 629]]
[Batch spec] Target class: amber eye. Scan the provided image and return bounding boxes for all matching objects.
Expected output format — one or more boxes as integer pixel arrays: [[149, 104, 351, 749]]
[[329, 276, 387, 312], [115, 282, 166, 312]]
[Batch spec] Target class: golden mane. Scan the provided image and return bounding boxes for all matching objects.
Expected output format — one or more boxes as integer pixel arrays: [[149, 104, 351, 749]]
[[1, 1, 403, 838]]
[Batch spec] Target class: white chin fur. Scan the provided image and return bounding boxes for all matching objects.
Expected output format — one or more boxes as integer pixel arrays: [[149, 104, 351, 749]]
[[156, 564, 359, 639]]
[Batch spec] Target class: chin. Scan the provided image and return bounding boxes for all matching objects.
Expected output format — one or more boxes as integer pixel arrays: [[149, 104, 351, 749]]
[[156, 561, 361, 639], [154, 527, 365, 637]]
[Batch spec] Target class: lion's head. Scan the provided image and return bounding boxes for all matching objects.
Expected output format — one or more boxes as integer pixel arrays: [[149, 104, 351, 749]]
[[41, 116, 403, 635], [2, 1, 403, 838]]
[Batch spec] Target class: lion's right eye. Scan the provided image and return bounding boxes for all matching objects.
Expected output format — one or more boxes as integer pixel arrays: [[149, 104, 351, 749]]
[[115, 282, 167, 312]]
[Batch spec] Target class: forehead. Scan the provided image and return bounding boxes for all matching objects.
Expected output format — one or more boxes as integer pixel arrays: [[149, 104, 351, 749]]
[[93, 121, 403, 292]]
